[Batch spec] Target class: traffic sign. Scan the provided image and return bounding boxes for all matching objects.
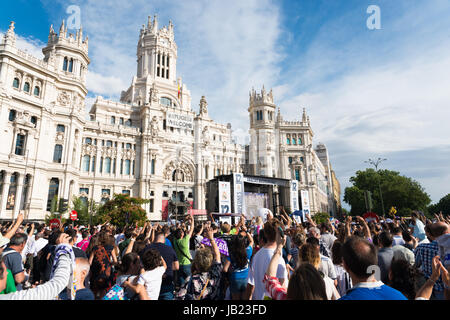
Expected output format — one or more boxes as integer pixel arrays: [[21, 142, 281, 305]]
[[50, 218, 61, 229], [70, 210, 78, 220]]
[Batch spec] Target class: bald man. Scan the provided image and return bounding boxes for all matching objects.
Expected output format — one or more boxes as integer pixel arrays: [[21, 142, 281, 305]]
[[58, 257, 94, 300], [414, 222, 450, 300]]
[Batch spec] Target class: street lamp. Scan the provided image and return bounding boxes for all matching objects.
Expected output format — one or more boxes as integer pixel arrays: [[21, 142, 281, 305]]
[[364, 158, 387, 217]]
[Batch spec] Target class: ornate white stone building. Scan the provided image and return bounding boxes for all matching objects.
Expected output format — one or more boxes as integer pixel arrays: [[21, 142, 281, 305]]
[[0, 17, 338, 221]]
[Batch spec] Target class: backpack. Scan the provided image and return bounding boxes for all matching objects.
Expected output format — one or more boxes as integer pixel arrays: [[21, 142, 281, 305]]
[[91, 246, 112, 279], [102, 284, 129, 300]]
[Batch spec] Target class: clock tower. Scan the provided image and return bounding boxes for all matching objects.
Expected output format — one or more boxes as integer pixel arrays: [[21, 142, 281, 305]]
[[136, 15, 177, 80]]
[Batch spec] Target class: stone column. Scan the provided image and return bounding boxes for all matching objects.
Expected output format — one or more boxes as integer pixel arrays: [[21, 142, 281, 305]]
[[0, 172, 11, 219], [13, 174, 24, 219]]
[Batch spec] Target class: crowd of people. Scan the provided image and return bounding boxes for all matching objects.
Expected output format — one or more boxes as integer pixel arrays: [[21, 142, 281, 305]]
[[0, 208, 449, 301]]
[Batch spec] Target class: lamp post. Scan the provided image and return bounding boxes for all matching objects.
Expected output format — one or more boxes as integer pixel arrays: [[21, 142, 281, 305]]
[[364, 158, 387, 217]]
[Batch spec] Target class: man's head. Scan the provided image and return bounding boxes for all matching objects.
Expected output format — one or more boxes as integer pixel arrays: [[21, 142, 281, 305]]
[[307, 227, 321, 239], [174, 228, 184, 240], [263, 218, 281, 244], [390, 227, 400, 236], [220, 222, 231, 235], [162, 225, 170, 236], [154, 231, 165, 243], [342, 236, 378, 281], [426, 222, 450, 241], [9, 233, 28, 253], [378, 231, 393, 248], [74, 257, 90, 284]]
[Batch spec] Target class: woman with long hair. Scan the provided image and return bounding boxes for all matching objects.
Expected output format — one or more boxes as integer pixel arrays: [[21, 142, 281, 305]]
[[224, 232, 253, 300]]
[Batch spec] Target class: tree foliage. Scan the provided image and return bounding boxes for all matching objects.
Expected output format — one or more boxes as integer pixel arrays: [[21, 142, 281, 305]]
[[312, 212, 331, 225], [428, 194, 450, 216], [343, 169, 431, 217], [96, 193, 149, 228], [71, 196, 100, 226]]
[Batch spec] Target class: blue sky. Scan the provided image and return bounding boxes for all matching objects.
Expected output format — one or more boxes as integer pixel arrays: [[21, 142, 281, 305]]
[[1, 0, 450, 209]]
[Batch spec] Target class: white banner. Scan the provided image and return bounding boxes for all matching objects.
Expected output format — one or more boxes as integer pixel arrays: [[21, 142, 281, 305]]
[[218, 181, 231, 214], [233, 173, 245, 215], [166, 112, 194, 129], [290, 180, 299, 212], [301, 190, 310, 218]]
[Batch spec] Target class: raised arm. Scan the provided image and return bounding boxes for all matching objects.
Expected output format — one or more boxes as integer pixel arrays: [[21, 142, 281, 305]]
[[265, 232, 285, 278], [186, 214, 195, 238], [205, 226, 220, 263], [356, 216, 371, 240], [4, 213, 24, 239], [306, 213, 317, 228]]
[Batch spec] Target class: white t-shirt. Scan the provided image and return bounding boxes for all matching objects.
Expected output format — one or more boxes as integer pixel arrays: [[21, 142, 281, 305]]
[[323, 275, 340, 300], [334, 264, 352, 296], [34, 238, 48, 255], [247, 247, 288, 300], [319, 254, 337, 280], [137, 266, 166, 300]]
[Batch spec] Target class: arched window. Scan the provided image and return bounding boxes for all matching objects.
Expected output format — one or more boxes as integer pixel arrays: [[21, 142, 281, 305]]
[[286, 135, 291, 145], [106, 140, 113, 147], [151, 159, 155, 174], [30, 116, 37, 127], [82, 155, 90, 172], [125, 119, 132, 127], [292, 135, 297, 145], [9, 109, 16, 121], [13, 78, 20, 89], [85, 138, 92, 145], [6, 173, 18, 210], [46, 178, 59, 211], [160, 97, 172, 107], [68, 59, 73, 72], [15, 133, 26, 155], [23, 82, 30, 93], [126, 143, 132, 149], [298, 137, 302, 145], [63, 57, 68, 71], [33, 86, 40, 96], [105, 157, 111, 173], [111, 116, 115, 124], [124, 160, 131, 175], [56, 124, 65, 133], [91, 156, 96, 172], [53, 144, 63, 163]]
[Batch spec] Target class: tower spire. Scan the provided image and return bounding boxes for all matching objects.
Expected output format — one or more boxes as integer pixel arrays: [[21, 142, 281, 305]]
[[153, 14, 158, 32], [59, 20, 65, 34], [147, 15, 152, 29]]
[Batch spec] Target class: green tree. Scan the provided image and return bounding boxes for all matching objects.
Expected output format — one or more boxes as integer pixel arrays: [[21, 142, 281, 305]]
[[71, 196, 100, 226], [428, 194, 450, 216], [96, 193, 149, 228], [343, 169, 431, 217], [312, 212, 330, 225]]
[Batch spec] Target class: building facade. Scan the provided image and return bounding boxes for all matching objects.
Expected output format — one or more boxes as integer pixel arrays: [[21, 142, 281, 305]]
[[0, 17, 339, 221]]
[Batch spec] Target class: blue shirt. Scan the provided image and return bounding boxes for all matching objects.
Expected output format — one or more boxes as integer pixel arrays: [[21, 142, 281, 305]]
[[411, 220, 426, 241], [339, 281, 407, 300], [414, 240, 444, 292]]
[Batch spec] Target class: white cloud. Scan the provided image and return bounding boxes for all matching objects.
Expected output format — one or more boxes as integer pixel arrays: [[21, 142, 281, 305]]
[[0, 31, 45, 59], [86, 71, 127, 98]]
